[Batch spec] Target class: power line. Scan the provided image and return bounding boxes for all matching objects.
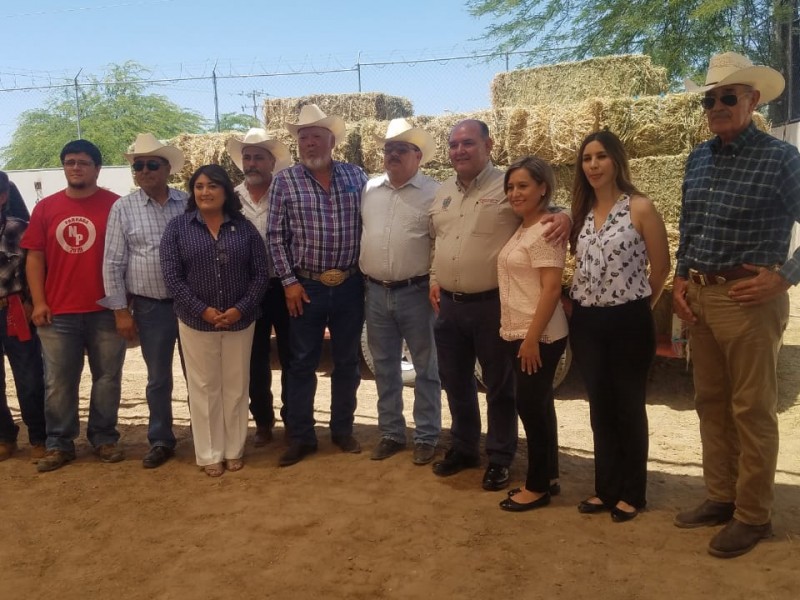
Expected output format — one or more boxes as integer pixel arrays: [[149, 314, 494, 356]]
[[1, 0, 178, 19]]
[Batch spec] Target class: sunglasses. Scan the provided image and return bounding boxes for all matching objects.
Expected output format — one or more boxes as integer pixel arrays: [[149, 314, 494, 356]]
[[700, 93, 750, 110], [132, 160, 164, 172]]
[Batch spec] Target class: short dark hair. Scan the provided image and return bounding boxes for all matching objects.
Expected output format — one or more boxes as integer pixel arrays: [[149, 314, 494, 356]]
[[60, 139, 103, 166], [504, 156, 556, 208], [186, 164, 243, 218], [0, 170, 8, 194]]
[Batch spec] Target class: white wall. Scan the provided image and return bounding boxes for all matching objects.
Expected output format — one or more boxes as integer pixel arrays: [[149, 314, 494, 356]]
[[5, 166, 136, 214], [773, 123, 800, 255]]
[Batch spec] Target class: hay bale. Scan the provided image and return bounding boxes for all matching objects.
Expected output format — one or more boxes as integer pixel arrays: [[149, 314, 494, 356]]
[[491, 54, 668, 109], [629, 154, 687, 226], [167, 132, 243, 189], [263, 93, 413, 127]]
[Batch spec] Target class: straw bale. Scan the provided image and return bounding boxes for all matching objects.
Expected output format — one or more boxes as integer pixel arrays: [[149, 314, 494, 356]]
[[263, 93, 413, 128], [630, 154, 687, 227], [167, 132, 242, 189], [491, 54, 668, 109]]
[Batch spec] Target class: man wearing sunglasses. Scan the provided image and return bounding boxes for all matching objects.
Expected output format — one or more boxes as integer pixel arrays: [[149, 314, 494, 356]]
[[101, 133, 188, 469], [673, 52, 800, 558], [21, 139, 126, 472]]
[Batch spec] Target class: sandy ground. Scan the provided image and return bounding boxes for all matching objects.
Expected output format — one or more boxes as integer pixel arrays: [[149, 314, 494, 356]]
[[3, 288, 800, 599]]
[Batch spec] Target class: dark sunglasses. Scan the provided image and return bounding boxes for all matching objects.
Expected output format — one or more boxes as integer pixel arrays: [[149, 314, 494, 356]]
[[132, 160, 164, 172], [700, 93, 748, 110]]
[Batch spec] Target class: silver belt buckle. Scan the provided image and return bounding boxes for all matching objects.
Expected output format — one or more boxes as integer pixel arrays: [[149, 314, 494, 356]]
[[319, 269, 346, 286]]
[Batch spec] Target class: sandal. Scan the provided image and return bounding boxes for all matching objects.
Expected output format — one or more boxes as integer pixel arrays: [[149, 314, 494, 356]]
[[203, 463, 224, 477], [226, 458, 244, 472]]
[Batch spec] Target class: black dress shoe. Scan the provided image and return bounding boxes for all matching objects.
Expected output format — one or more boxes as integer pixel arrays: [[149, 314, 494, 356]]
[[509, 482, 561, 497], [611, 506, 639, 522], [578, 498, 608, 514], [499, 492, 551, 512], [331, 435, 362, 454], [279, 442, 318, 467], [142, 446, 174, 469], [482, 463, 510, 491], [432, 449, 480, 477]]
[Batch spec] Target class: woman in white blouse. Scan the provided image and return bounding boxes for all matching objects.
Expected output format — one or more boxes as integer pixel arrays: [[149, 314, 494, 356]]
[[497, 156, 569, 512], [569, 131, 669, 522]]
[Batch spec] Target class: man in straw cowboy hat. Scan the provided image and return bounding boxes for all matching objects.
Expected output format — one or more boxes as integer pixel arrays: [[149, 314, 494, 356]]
[[22, 139, 126, 472], [101, 133, 188, 469], [360, 118, 442, 465], [673, 52, 800, 557], [267, 104, 368, 466], [226, 128, 292, 446]]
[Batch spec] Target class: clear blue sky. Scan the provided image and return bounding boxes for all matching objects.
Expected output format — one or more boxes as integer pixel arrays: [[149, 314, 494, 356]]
[[0, 0, 515, 156]]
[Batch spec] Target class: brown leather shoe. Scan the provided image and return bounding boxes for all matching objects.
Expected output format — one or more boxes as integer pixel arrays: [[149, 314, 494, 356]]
[[0, 441, 17, 462], [674, 499, 735, 528], [254, 426, 273, 447], [30, 444, 47, 463], [708, 519, 772, 558], [94, 443, 125, 463]]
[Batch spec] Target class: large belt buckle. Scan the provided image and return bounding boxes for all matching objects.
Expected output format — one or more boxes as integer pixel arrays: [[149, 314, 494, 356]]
[[319, 269, 346, 286], [688, 269, 707, 286]]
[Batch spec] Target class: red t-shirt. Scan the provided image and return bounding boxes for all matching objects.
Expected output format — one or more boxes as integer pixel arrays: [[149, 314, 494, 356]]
[[21, 188, 120, 315]]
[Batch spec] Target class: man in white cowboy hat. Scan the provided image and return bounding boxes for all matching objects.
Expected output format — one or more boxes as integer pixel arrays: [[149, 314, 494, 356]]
[[673, 52, 800, 557], [427, 119, 570, 491], [101, 132, 188, 469], [360, 118, 442, 465], [226, 128, 292, 446], [267, 104, 368, 466]]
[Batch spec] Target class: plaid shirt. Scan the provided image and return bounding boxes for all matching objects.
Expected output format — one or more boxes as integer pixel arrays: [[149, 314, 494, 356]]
[[677, 123, 800, 284], [267, 161, 367, 286]]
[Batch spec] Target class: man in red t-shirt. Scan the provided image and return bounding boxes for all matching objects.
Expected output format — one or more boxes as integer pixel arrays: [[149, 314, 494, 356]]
[[21, 139, 127, 472]]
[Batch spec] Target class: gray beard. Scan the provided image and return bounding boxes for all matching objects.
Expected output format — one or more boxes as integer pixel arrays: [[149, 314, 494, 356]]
[[245, 173, 265, 186], [301, 156, 332, 171]]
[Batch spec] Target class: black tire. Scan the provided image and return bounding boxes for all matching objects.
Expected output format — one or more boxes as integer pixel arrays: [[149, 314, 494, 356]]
[[360, 323, 417, 386]]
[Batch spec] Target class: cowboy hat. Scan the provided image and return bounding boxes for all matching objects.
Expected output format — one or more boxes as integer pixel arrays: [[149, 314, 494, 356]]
[[285, 104, 346, 146], [684, 51, 785, 105], [376, 118, 436, 166], [226, 128, 292, 174], [124, 133, 185, 172]]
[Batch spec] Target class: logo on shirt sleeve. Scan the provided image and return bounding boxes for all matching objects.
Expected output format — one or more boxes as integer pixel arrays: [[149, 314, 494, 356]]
[[55, 216, 97, 254]]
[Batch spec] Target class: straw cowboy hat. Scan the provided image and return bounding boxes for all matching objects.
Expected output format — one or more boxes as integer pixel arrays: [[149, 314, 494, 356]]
[[226, 128, 292, 174], [376, 118, 436, 166], [285, 104, 346, 146], [684, 51, 785, 105], [124, 133, 185, 172]]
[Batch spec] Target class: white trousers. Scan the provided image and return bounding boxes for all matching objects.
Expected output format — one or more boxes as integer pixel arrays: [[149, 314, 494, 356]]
[[179, 321, 255, 466]]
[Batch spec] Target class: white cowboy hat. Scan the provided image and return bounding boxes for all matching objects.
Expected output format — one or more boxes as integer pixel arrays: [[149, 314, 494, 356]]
[[285, 104, 346, 146], [226, 128, 292, 174], [684, 51, 785, 105], [376, 118, 436, 166], [124, 133, 185, 172]]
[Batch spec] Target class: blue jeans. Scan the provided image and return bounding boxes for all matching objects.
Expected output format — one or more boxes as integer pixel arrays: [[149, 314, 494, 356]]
[[365, 279, 441, 445], [285, 275, 364, 445], [0, 308, 46, 445], [37, 311, 127, 452], [132, 296, 178, 449]]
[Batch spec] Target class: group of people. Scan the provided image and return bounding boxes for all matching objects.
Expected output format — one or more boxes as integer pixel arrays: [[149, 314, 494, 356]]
[[1, 51, 798, 560]]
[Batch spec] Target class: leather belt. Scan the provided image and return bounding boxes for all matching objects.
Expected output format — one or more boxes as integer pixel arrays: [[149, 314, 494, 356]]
[[688, 267, 754, 286], [365, 274, 428, 290], [296, 267, 358, 287], [133, 295, 173, 304], [440, 288, 499, 303]]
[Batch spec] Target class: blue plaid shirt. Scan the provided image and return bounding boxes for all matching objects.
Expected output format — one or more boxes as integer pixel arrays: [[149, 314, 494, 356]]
[[677, 123, 800, 284], [267, 161, 368, 286]]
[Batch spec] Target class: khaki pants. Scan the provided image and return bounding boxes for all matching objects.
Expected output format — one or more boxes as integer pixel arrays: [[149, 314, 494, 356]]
[[179, 321, 255, 467], [687, 281, 788, 524]]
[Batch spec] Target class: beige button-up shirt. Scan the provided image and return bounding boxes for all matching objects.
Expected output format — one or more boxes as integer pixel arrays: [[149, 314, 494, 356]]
[[429, 162, 520, 293], [359, 171, 440, 281], [236, 182, 275, 278]]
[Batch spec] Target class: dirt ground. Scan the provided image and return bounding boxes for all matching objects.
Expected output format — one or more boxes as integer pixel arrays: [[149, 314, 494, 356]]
[[3, 288, 800, 600]]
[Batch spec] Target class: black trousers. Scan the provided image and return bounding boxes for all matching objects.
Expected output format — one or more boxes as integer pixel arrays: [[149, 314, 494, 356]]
[[248, 278, 291, 428], [434, 294, 517, 466], [507, 336, 568, 493], [569, 298, 655, 509]]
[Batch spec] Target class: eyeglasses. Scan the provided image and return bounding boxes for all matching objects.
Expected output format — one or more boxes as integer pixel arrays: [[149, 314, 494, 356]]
[[132, 160, 164, 172], [700, 92, 751, 110], [63, 159, 94, 168], [383, 144, 419, 155]]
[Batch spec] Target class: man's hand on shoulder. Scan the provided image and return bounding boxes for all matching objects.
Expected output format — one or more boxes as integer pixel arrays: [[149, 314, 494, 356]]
[[541, 210, 571, 246]]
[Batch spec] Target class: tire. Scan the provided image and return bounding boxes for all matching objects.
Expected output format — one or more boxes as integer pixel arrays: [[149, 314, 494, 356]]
[[360, 323, 417, 387], [474, 342, 572, 390]]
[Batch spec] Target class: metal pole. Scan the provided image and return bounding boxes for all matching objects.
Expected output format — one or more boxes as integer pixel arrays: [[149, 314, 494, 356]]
[[505, 52, 509, 71], [74, 68, 83, 139], [212, 63, 220, 132], [357, 51, 362, 92]]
